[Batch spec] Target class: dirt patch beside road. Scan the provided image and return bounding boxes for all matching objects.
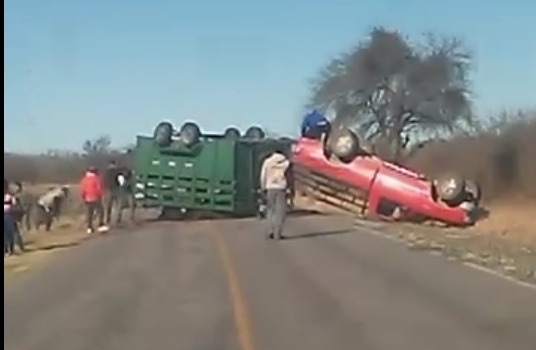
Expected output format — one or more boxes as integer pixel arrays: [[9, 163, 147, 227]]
[[371, 202, 536, 284], [298, 196, 535, 284], [4, 217, 89, 278]]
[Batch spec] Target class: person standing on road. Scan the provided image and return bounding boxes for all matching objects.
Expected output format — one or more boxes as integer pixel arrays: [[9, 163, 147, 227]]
[[5, 180, 16, 256], [80, 166, 108, 234], [117, 165, 136, 223], [260, 147, 291, 240], [10, 182, 26, 252], [4, 180, 25, 255], [103, 160, 135, 225], [12, 182, 30, 231]]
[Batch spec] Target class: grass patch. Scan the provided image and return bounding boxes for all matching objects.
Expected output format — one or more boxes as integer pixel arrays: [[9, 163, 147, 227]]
[[382, 203, 536, 284], [4, 216, 88, 279]]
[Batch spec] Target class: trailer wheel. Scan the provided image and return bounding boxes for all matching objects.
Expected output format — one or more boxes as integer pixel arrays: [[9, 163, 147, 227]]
[[435, 174, 465, 205], [328, 128, 360, 162], [179, 122, 201, 146], [224, 127, 241, 139], [154, 121, 173, 147], [245, 126, 265, 140]]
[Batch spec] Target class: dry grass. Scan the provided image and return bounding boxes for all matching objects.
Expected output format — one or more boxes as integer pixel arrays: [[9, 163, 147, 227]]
[[407, 115, 536, 201], [4, 184, 88, 278], [4, 216, 88, 278], [367, 201, 536, 283], [473, 202, 536, 241], [385, 215, 536, 284]]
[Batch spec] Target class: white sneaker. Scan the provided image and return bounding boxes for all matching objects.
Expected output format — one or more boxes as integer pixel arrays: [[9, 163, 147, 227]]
[[97, 225, 109, 233], [86, 228, 94, 234]]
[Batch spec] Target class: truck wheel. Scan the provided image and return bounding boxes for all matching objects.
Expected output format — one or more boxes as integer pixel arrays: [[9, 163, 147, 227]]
[[154, 121, 173, 147], [179, 122, 201, 146], [464, 180, 481, 205], [435, 174, 465, 205], [245, 126, 265, 140], [329, 128, 360, 162], [224, 127, 241, 139]]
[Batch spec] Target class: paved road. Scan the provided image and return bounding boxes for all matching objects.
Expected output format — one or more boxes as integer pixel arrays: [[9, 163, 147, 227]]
[[4, 214, 536, 350]]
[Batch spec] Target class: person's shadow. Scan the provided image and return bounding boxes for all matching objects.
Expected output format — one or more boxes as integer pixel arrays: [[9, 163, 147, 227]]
[[284, 228, 353, 240]]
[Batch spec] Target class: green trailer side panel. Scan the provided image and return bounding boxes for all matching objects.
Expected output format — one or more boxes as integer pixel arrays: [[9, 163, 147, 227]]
[[133, 134, 291, 217]]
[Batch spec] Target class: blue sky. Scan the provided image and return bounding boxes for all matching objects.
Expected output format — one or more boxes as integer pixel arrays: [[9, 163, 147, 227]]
[[4, 0, 535, 153]]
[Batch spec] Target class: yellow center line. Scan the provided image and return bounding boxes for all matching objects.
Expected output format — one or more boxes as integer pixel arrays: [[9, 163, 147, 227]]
[[212, 230, 256, 350]]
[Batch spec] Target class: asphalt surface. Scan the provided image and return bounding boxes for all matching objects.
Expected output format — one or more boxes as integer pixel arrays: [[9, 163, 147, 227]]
[[4, 214, 536, 350]]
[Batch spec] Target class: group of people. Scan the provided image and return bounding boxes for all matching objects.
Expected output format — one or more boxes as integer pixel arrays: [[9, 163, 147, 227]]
[[6, 111, 327, 251], [79, 160, 135, 234], [4, 180, 69, 256], [4, 159, 135, 257]]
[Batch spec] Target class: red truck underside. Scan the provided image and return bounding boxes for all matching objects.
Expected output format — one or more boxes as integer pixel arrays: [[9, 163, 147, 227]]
[[292, 137, 471, 225]]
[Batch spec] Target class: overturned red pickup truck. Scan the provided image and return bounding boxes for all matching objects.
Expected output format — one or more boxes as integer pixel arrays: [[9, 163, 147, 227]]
[[291, 128, 482, 226]]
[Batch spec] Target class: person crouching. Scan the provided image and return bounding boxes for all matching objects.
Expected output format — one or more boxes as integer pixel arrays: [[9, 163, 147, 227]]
[[35, 185, 69, 231]]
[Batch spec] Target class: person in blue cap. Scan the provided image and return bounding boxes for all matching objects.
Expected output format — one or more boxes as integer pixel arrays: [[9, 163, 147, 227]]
[[300, 109, 331, 139]]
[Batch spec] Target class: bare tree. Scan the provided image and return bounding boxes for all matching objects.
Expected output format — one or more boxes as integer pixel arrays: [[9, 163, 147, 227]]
[[308, 27, 475, 161], [82, 135, 112, 155]]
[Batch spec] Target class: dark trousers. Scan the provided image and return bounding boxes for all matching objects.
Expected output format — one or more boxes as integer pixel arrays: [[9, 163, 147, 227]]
[[5, 213, 24, 254], [13, 221, 25, 251], [85, 200, 104, 230], [104, 191, 135, 225], [33, 204, 54, 231], [5, 213, 15, 255], [265, 189, 287, 239]]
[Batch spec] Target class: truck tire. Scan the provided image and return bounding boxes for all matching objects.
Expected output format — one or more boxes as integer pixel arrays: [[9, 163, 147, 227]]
[[328, 128, 360, 162], [464, 180, 481, 205], [245, 126, 265, 140], [154, 121, 173, 147], [224, 127, 241, 139], [435, 174, 465, 205], [179, 122, 201, 146]]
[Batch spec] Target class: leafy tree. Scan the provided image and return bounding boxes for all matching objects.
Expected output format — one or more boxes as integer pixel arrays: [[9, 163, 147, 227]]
[[308, 27, 475, 161]]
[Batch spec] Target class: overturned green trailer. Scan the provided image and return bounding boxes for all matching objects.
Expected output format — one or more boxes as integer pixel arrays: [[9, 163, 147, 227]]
[[132, 121, 293, 218]]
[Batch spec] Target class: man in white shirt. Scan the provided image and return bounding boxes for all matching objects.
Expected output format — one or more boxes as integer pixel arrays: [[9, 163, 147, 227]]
[[260, 147, 291, 240]]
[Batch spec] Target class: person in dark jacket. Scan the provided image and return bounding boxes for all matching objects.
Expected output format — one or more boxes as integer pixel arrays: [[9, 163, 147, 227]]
[[301, 109, 331, 139], [103, 160, 135, 225], [10, 182, 26, 251]]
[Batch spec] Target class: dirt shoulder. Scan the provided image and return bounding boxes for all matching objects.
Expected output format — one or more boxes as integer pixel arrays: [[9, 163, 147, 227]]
[[4, 218, 89, 279], [370, 202, 535, 284], [298, 196, 535, 284]]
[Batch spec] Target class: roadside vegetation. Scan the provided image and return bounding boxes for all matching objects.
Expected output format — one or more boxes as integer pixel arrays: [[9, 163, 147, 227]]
[[306, 26, 535, 282]]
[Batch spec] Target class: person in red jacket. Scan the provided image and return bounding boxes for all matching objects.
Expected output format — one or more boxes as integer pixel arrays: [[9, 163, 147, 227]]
[[80, 166, 109, 233]]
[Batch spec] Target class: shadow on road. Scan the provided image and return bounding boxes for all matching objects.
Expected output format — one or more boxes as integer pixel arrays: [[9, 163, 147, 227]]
[[288, 208, 326, 218], [285, 228, 353, 241], [27, 240, 83, 252], [155, 207, 329, 222]]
